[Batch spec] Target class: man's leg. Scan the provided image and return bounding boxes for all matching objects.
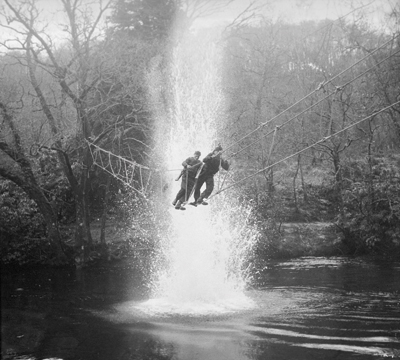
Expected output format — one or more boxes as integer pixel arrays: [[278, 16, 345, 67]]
[[193, 176, 205, 202], [197, 176, 214, 204], [189, 176, 205, 206], [180, 178, 195, 203], [173, 188, 184, 205], [173, 177, 188, 207], [175, 186, 187, 210], [173, 181, 186, 204]]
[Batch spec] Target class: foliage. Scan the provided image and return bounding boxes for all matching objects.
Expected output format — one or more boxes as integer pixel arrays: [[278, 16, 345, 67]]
[[107, 188, 161, 247], [1, 236, 55, 266], [339, 155, 400, 256], [245, 173, 338, 260], [0, 179, 71, 266], [0, 180, 45, 240], [32, 148, 76, 223], [0, 180, 60, 266], [109, 0, 179, 40]]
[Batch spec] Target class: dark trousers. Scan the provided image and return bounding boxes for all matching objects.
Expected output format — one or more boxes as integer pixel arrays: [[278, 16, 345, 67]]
[[175, 175, 196, 203], [194, 174, 214, 201]]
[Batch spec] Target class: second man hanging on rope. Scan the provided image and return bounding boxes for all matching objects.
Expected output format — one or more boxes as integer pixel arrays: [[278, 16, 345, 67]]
[[172, 150, 203, 210], [191, 145, 229, 206]]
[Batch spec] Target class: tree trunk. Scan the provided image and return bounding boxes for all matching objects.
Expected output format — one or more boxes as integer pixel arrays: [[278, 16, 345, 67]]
[[299, 155, 308, 202], [82, 147, 93, 247], [24, 184, 65, 261], [293, 155, 300, 212], [100, 175, 112, 245], [332, 150, 344, 219], [73, 142, 94, 267], [267, 168, 274, 194], [366, 120, 375, 218]]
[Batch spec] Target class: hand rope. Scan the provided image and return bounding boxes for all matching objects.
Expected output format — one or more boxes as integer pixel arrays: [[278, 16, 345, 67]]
[[225, 46, 400, 162], [221, 34, 400, 158], [208, 100, 400, 200]]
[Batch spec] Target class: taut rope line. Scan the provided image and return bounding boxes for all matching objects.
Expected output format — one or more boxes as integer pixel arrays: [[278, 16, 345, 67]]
[[208, 100, 400, 200], [221, 33, 400, 157], [225, 47, 400, 162]]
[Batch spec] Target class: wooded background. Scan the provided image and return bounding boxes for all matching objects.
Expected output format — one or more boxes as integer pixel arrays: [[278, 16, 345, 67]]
[[1, 0, 399, 266]]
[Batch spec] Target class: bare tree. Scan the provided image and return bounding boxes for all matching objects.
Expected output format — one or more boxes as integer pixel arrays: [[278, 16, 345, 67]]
[[1, 0, 113, 263]]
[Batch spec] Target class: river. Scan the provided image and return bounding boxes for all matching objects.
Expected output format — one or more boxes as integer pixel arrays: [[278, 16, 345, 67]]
[[1, 256, 399, 360]]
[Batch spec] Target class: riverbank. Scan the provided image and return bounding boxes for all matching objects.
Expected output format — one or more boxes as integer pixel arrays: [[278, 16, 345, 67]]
[[3, 217, 400, 269], [274, 222, 341, 258]]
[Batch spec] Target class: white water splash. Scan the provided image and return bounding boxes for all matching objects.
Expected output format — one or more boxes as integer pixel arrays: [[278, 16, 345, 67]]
[[137, 203, 256, 316], [143, 26, 258, 316]]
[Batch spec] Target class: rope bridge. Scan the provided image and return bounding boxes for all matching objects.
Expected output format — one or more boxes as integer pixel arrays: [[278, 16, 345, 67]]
[[88, 142, 153, 197]]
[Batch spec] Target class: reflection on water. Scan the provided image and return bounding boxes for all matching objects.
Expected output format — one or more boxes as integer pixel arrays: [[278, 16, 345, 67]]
[[2, 257, 400, 360]]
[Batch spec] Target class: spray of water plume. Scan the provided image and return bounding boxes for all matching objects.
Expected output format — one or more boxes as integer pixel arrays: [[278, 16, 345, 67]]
[[143, 27, 259, 316]]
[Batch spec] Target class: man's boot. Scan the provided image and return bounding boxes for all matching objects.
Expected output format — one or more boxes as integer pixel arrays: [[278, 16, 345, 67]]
[[175, 200, 182, 209], [175, 201, 186, 210], [196, 196, 207, 205], [189, 198, 198, 207]]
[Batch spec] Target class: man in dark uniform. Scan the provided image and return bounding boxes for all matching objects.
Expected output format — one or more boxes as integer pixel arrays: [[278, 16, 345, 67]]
[[191, 145, 229, 206], [172, 150, 202, 210]]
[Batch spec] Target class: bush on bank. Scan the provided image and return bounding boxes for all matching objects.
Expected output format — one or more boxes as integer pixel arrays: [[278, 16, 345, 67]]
[[338, 155, 400, 257], [248, 156, 400, 260]]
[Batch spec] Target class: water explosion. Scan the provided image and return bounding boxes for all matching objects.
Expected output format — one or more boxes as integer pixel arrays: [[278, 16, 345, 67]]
[[141, 27, 259, 316]]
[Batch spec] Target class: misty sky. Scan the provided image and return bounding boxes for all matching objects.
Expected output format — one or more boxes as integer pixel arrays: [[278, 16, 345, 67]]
[[193, 0, 395, 31], [0, 0, 396, 45]]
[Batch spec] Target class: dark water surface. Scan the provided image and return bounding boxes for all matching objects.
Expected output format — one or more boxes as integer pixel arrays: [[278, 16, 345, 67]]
[[2, 257, 400, 360]]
